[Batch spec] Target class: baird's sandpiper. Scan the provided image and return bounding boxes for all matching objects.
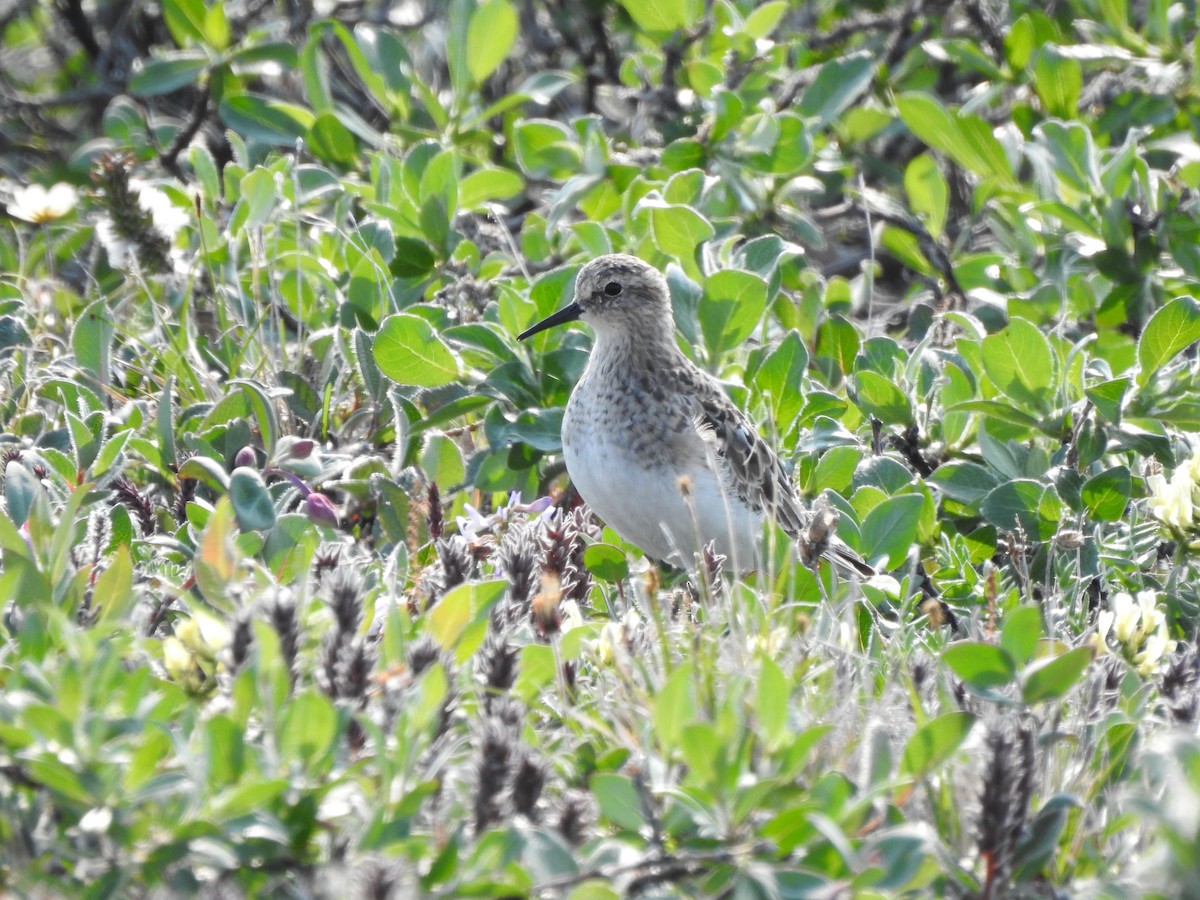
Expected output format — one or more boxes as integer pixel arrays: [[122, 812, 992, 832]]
[[519, 253, 872, 577]]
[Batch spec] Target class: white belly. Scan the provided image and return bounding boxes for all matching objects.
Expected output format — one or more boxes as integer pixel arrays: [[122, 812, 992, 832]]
[[563, 415, 762, 570]]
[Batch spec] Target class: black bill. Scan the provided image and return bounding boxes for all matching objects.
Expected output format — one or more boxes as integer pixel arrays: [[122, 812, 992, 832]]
[[517, 301, 583, 340]]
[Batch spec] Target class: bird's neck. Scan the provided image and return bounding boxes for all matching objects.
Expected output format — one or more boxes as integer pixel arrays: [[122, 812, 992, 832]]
[[588, 324, 683, 374]]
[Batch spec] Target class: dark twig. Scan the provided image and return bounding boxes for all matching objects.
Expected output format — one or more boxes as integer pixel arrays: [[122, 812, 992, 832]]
[[160, 88, 210, 179]]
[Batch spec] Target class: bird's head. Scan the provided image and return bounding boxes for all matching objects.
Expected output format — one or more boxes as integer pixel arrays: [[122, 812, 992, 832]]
[[518, 254, 673, 342]]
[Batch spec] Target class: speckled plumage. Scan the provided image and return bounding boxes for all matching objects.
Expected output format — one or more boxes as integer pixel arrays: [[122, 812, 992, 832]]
[[519, 254, 870, 575]]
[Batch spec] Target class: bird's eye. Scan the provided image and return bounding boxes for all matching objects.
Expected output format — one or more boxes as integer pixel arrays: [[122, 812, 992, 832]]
[[604, 282, 622, 296]]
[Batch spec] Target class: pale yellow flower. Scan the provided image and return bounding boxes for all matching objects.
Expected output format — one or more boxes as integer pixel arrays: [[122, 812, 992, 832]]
[[9, 182, 77, 223], [746, 626, 789, 657], [1147, 470, 1195, 532], [596, 609, 641, 666], [176, 608, 231, 659], [1099, 590, 1171, 676], [1183, 447, 1200, 487], [164, 609, 229, 694]]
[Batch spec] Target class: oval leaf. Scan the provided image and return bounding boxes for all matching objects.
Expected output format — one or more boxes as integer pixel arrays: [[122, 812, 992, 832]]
[[374, 313, 460, 387], [1137, 295, 1200, 387], [1021, 646, 1094, 704], [901, 711, 976, 777], [860, 494, 923, 571], [229, 466, 277, 531], [942, 641, 1016, 690], [466, 0, 518, 84], [981, 317, 1055, 411]]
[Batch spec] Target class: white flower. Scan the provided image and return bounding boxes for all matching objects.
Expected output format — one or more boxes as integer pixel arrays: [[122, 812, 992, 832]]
[[456, 491, 555, 541], [136, 182, 188, 237], [79, 806, 113, 834], [9, 182, 77, 223], [560, 599, 584, 633]]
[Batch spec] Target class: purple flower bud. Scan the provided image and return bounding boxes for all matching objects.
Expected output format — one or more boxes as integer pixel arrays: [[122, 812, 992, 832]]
[[305, 491, 339, 528], [288, 439, 315, 459], [235, 446, 257, 469]]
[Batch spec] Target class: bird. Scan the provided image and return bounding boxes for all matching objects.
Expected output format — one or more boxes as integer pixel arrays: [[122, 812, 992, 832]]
[[518, 253, 874, 577]]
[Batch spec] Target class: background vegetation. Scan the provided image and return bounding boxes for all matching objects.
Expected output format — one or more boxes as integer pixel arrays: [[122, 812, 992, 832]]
[[3, 0, 1200, 896]]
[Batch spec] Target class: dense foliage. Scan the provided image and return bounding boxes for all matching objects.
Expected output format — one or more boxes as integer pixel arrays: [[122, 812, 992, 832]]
[[3, 0, 1200, 896]]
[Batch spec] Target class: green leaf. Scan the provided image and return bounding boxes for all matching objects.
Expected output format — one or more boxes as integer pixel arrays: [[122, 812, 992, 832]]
[[583, 543, 629, 582], [162, 0, 205, 46], [591, 773, 645, 831], [616, 0, 695, 32], [129, 52, 209, 96], [278, 689, 338, 769], [860, 494, 923, 571], [1036, 120, 1099, 194], [698, 270, 767, 360], [428, 583, 472, 651], [948, 399, 1041, 431], [194, 499, 238, 611], [158, 376, 177, 470], [1081, 465, 1131, 521], [1005, 14, 1036, 69], [390, 238, 437, 278], [639, 199, 714, 273], [262, 514, 319, 584], [94, 544, 134, 624], [980, 479, 1065, 541], [754, 330, 808, 430], [743, 1, 787, 38], [72, 300, 114, 385], [229, 467, 277, 531], [1086, 378, 1129, 424], [308, 111, 358, 165], [513, 119, 581, 179], [942, 641, 1016, 689], [1137, 296, 1200, 387], [177, 455, 231, 493], [237, 167, 276, 231], [854, 370, 913, 426], [513, 644, 556, 702], [1000, 606, 1043, 667], [904, 154, 948, 237], [755, 656, 790, 749], [1032, 45, 1081, 118], [204, 0, 229, 49], [653, 663, 695, 752], [981, 317, 1055, 411], [814, 315, 860, 382], [427, 580, 506, 651], [796, 51, 875, 129], [229, 379, 280, 459], [1013, 795, 1079, 878], [927, 461, 999, 507], [896, 93, 1016, 187], [373, 313, 460, 387], [1021, 646, 1093, 703], [459, 167, 524, 210], [218, 93, 315, 145], [466, 0, 518, 84], [4, 461, 40, 527], [901, 712, 976, 777]]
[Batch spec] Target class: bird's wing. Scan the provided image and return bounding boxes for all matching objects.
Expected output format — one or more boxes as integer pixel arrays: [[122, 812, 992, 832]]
[[688, 378, 876, 578], [688, 380, 806, 535]]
